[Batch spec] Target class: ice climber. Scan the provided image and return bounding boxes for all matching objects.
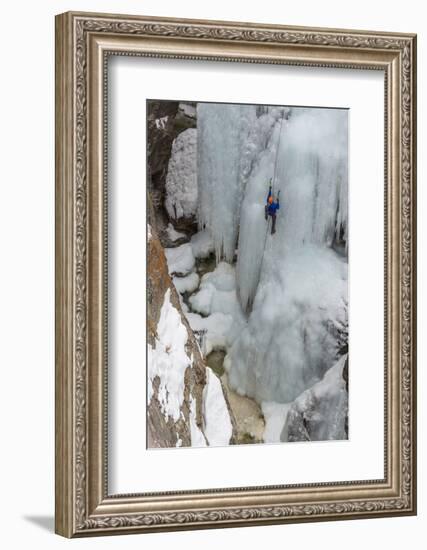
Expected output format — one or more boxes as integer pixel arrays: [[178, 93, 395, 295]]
[[265, 184, 280, 235]]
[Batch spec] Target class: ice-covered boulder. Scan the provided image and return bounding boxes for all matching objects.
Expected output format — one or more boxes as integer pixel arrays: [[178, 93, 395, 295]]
[[281, 354, 349, 442], [173, 272, 200, 294], [178, 102, 197, 121], [164, 243, 195, 276], [165, 128, 198, 221], [189, 263, 246, 329]]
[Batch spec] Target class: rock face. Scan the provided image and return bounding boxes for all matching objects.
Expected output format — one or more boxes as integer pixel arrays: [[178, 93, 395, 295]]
[[147, 225, 237, 447], [147, 101, 198, 246], [281, 354, 349, 443]]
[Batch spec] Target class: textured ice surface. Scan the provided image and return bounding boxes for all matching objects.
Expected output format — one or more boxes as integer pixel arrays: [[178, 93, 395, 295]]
[[261, 401, 291, 443], [236, 108, 348, 312], [165, 128, 198, 220], [282, 354, 348, 442], [197, 103, 259, 262], [189, 262, 246, 325], [190, 229, 214, 259], [186, 262, 246, 356], [228, 245, 348, 403]]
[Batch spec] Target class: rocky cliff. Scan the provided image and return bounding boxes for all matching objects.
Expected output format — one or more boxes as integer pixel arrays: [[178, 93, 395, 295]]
[[147, 101, 198, 245], [147, 222, 236, 447]]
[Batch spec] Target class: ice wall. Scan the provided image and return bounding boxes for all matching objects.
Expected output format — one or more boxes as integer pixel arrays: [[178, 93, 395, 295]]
[[230, 108, 348, 403], [196, 105, 349, 405], [197, 103, 275, 262], [227, 245, 348, 403], [237, 108, 348, 312]]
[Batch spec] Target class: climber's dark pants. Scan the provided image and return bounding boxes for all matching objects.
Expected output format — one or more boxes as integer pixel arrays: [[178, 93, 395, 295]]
[[265, 207, 277, 234], [271, 213, 277, 234]]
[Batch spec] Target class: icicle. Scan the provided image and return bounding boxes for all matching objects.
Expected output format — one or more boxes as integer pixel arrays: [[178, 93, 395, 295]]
[[197, 103, 258, 263]]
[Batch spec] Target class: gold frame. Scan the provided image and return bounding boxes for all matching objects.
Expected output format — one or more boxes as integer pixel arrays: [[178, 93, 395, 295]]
[[55, 11, 417, 538]]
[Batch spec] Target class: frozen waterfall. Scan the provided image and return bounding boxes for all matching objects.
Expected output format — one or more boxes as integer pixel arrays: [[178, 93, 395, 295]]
[[237, 107, 348, 312], [197, 103, 279, 263], [196, 104, 348, 404]]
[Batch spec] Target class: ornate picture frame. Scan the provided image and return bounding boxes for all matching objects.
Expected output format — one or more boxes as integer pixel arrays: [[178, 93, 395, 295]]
[[55, 11, 417, 537]]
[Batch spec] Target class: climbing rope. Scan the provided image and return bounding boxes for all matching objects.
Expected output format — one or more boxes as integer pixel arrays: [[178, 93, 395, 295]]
[[263, 114, 284, 249], [248, 114, 285, 309], [271, 115, 285, 195], [263, 216, 271, 250]]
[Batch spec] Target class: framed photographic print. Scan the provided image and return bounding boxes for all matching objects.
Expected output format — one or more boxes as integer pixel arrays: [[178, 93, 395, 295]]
[[55, 11, 417, 537]]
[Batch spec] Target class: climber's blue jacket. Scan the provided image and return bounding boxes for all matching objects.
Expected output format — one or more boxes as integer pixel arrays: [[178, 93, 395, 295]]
[[267, 201, 280, 215], [266, 186, 280, 215]]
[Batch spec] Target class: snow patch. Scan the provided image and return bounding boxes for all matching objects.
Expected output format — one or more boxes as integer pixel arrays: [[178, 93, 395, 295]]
[[148, 289, 191, 422], [173, 272, 200, 294], [165, 243, 195, 276], [189, 262, 242, 314], [186, 311, 233, 356], [202, 368, 233, 446]]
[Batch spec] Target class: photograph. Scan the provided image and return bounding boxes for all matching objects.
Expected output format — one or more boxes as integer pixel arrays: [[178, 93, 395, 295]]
[[147, 100, 349, 448]]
